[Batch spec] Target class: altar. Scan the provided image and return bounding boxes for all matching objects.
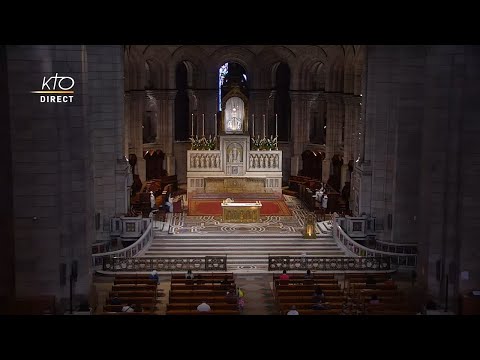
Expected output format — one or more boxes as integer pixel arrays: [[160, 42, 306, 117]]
[[186, 83, 283, 205], [221, 200, 262, 223]]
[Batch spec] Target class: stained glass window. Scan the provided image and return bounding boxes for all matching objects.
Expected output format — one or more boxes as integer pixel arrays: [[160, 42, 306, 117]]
[[218, 62, 228, 110]]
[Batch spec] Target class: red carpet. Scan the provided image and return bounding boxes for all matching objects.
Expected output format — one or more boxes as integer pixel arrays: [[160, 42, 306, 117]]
[[188, 198, 292, 216]]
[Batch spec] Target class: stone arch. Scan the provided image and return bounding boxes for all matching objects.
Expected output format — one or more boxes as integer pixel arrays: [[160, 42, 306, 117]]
[[169, 46, 207, 88], [255, 46, 297, 89]]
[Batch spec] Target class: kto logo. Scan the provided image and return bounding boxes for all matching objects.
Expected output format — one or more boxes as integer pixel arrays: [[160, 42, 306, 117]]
[[31, 73, 75, 103]]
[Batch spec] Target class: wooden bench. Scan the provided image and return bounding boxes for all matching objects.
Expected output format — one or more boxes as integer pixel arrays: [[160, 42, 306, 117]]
[[112, 285, 157, 292], [276, 295, 346, 303], [288, 309, 344, 315], [276, 284, 341, 291], [103, 304, 156, 312], [109, 291, 156, 298], [170, 284, 237, 291], [167, 303, 238, 311], [280, 302, 345, 311], [276, 289, 344, 297], [169, 296, 232, 304], [171, 278, 235, 284], [106, 297, 157, 306], [273, 274, 335, 280], [166, 309, 239, 315], [114, 279, 158, 285], [171, 273, 234, 279], [169, 290, 231, 297]]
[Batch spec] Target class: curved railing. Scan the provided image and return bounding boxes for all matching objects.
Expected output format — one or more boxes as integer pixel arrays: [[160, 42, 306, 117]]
[[333, 217, 417, 268], [101, 256, 227, 272], [91, 240, 111, 254], [268, 256, 391, 272], [91, 219, 154, 269], [373, 239, 418, 254]]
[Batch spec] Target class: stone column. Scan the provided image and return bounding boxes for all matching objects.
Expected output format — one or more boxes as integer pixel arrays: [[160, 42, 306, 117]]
[[341, 95, 353, 189], [131, 91, 146, 182], [267, 90, 276, 137], [165, 90, 177, 175], [323, 93, 339, 183], [124, 93, 131, 157], [289, 91, 306, 176]]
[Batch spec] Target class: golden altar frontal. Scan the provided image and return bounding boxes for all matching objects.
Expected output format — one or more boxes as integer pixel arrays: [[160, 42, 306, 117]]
[[221, 199, 262, 223]]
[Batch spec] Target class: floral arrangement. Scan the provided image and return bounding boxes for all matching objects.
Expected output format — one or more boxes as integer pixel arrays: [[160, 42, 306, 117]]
[[190, 135, 217, 150], [251, 135, 278, 150]]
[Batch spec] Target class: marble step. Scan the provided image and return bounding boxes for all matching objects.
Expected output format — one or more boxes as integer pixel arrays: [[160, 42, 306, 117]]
[[143, 250, 346, 256], [148, 242, 339, 248]]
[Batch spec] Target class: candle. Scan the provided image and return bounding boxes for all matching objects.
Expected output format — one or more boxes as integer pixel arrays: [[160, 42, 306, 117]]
[[275, 113, 278, 138], [263, 114, 266, 138], [214, 113, 217, 137], [191, 113, 194, 136], [252, 114, 255, 137], [202, 113, 205, 137]]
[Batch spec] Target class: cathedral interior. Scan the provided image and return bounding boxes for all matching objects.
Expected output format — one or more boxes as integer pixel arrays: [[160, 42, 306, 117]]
[[1, 45, 479, 315]]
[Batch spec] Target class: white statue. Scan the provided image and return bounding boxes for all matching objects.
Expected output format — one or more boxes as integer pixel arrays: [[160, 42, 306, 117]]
[[150, 191, 155, 209], [322, 194, 328, 209], [224, 97, 244, 132]]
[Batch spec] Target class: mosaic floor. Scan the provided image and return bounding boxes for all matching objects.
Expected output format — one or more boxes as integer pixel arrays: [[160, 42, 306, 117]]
[[169, 195, 311, 235]]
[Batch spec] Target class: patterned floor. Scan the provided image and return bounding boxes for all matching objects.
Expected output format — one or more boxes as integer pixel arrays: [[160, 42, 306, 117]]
[[170, 195, 311, 235]]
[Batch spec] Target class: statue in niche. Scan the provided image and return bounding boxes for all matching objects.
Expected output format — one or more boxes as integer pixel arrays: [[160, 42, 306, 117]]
[[227, 143, 242, 163], [224, 97, 244, 133], [194, 156, 199, 168], [249, 156, 254, 168]]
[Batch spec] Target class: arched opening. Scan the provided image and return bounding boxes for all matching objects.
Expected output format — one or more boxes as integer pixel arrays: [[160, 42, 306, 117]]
[[175, 62, 189, 141], [144, 150, 165, 180], [218, 62, 248, 111], [145, 61, 153, 89], [274, 63, 291, 141], [301, 150, 324, 179], [329, 154, 343, 192], [143, 108, 156, 143]]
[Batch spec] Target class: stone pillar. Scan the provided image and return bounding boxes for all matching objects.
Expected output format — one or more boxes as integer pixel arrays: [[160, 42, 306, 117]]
[[267, 90, 276, 137], [124, 93, 131, 157], [131, 92, 146, 182], [165, 90, 177, 175], [289, 92, 307, 176], [323, 93, 339, 182], [341, 95, 354, 189]]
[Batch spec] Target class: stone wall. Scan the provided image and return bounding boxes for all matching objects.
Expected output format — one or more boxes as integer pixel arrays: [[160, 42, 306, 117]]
[[6, 45, 124, 308]]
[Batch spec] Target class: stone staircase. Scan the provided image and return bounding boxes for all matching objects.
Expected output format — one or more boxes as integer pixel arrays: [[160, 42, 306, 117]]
[[141, 221, 346, 272]]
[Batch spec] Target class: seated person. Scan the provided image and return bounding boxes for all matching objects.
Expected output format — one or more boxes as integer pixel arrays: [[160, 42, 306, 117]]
[[279, 270, 290, 281], [304, 269, 313, 279], [149, 269, 159, 284], [287, 305, 299, 315], [369, 294, 380, 305], [197, 300, 211, 312], [195, 274, 205, 285], [111, 294, 122, 305], [185, 269, 194, 280], [220, 276, 230, 286], [225, 288, 238, 304], [312, 286, 325, 302]]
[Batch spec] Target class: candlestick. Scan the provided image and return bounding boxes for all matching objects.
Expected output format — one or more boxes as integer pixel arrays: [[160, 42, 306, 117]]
[[275, 113, 278, 138], [263, 114, 266, 138], [252, 114, 255, 137], [214, 113, 217, 137], [202, 113, 205, 137], [191, 113, 194, 137]]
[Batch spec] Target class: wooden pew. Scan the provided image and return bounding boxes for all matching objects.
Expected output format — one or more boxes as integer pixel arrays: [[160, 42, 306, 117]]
[[166, 309, 239, 315], [171, 273, 234, 280], [103, 304, 156, 312], [167, 303, 238, 311], [109, 291, 156, 298], [112, 284, 157, 292], [114, 279, 158, 285]]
